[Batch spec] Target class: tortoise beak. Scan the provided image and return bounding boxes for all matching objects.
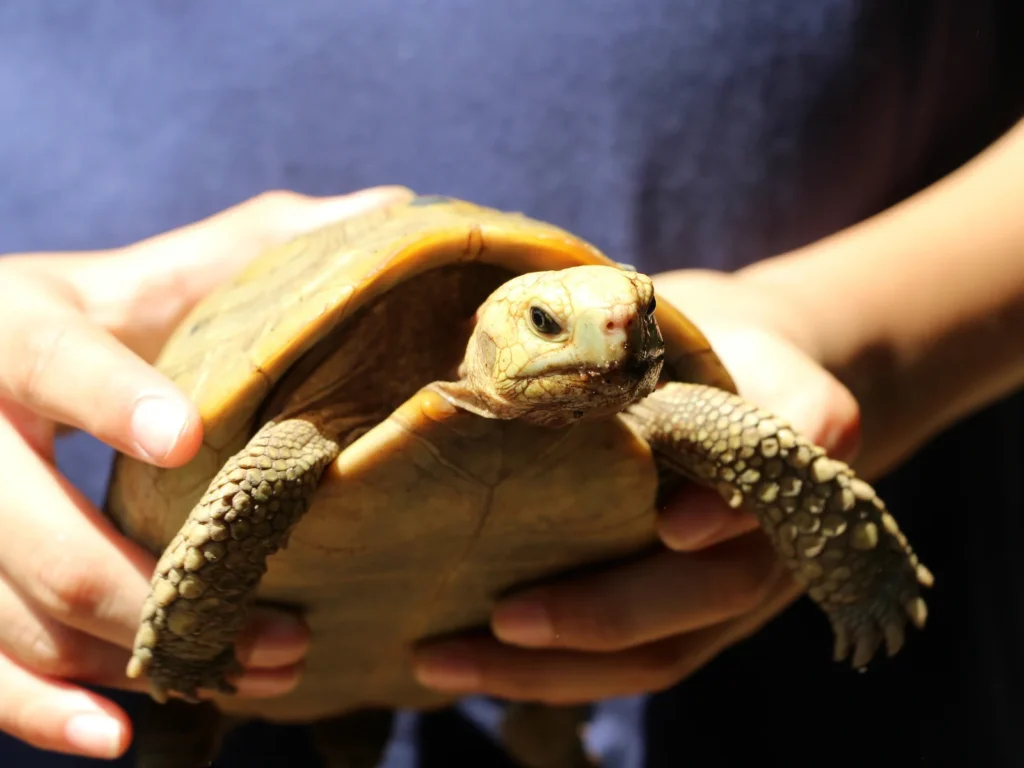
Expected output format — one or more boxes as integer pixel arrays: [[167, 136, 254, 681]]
[[625, 348, 664, 396], [624, 309, 664, 394], [626, 348, 663, 377]]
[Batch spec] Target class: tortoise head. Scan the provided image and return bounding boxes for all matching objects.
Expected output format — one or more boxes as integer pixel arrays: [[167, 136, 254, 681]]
[[456, 265, 665, 427]]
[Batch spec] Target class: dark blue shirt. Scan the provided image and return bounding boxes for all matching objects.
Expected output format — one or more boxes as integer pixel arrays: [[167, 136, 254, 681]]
[[1, 2, 1020, 765]]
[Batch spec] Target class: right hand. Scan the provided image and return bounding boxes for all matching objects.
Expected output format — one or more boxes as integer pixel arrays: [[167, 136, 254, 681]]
[[0, 186, 413, 759]]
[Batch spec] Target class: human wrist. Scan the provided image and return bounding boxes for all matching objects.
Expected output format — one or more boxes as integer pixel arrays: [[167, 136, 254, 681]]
[[734, 118, 1024, 476]]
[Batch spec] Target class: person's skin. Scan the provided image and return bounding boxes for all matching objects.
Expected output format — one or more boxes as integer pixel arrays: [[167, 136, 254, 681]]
[[410, 116, 1024, 698], [1, 116, 1022, 760], [0, 186, 412, 758]]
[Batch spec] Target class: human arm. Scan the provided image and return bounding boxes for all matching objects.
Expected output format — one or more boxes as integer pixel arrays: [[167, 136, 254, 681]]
[[739, 116, 1024, 480], [413, 119, 1024, 702]]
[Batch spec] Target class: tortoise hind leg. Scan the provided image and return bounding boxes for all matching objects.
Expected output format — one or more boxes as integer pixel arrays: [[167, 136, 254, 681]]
[[309, 709, 394, 768], [623, 381, 934, 668], [502, 703, 597, 768], [126, 418, 341, 701], [134, 698, 234, 768]]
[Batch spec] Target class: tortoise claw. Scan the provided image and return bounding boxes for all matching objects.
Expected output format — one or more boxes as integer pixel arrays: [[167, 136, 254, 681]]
[[851, 627, 883, 669], [831, 621, 852, 663], [149, 682, 170, 705], [905, 596, 928, 628], [130, 647, 241, 704], [829, 588, 923, 670], [883, 620, 906, 657]]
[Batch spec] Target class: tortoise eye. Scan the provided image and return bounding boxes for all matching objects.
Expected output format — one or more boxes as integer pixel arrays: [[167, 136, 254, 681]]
[[529, 306, 562, 335], [646, 296, 657, 316]]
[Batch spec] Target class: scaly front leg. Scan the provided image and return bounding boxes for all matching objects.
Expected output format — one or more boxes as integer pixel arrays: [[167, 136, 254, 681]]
[[126, 419, 340, 702], [623, 382, 933, 668]]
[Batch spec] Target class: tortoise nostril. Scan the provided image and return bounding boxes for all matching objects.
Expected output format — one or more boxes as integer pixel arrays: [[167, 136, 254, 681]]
[[604, 307, 635, 334]]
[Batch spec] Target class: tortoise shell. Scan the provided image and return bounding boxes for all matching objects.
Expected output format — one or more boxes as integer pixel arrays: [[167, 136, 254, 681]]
[[105, 195, 735, 721]]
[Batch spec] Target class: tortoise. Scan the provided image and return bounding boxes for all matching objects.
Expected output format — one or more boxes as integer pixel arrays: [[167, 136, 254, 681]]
[[104, 194, 933, 767]]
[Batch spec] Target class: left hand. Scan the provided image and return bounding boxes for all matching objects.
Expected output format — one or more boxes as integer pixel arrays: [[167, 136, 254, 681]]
[[0, 187, 411, 759], [412, 268, 863, 703]]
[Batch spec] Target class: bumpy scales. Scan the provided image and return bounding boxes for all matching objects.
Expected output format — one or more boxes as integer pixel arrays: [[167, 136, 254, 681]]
[[624, 382, 932, 668], [127, 419, 340, 702]]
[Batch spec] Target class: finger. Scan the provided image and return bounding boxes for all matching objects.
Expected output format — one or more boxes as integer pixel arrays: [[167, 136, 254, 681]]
[[118, 186, 416, 274], [0, 575, 307, 686], [4, 186, 413, 290], [0, 421, 299, 664], [0, 586, 304, 701], [491, 533, 779, 652], [0, 577, 135, 683], [656, 485, 760, 551], [653, 329, 862, 553], [103, 186, 417, 363], [0, 398, 56, 459], [0, 650, 132, 760], [0, 186, 414, 465], [0, 287, 202, 466], [414, 571, 803, 704], [0, 415, 168, 647], [414, 636, 686, 704], [0, 420, 308, 698], [707, 328, 862, 463], [235, 607, 311, 670]]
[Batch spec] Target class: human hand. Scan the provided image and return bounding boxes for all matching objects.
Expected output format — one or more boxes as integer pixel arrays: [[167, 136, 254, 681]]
[[0, 186, 412, 759], [412, 268, 863, 703]]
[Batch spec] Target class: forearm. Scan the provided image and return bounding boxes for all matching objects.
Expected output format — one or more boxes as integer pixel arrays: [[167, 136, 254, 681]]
[[743, 118, 1024, 478]]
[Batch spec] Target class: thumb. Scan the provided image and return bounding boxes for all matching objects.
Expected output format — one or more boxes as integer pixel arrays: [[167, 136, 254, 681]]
[[108, 186, 416, 361], [711, 327, 862, 463], [122, 186, 416, 271]]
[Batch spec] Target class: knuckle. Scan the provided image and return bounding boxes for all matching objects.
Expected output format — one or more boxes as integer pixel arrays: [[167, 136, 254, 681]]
[[9, 624, 82, 679], [31, 556, 111, 628], [242, 189, 322, 245], [250, 188, 308, 214], [5, 317, 73, 408], [550, 591, 638, 651]]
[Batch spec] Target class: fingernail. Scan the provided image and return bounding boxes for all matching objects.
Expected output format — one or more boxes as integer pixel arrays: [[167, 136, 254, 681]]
[[658, 509, 726, 551], [493, 600, 554, 646], [65, 713, 124, 759], [130, 395, 189, 461], [247, 616, 310, 668], [413, 653, 481, 692]]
